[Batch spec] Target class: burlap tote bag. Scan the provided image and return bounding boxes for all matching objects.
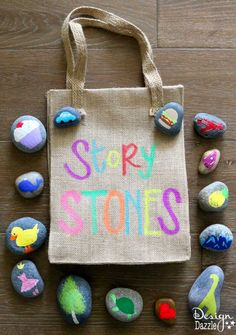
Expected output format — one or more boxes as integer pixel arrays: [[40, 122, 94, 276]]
[[47, 6, 191, 264]]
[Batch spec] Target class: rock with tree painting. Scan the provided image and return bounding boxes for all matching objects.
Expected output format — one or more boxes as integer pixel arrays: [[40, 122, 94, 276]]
[[198, 182, 229, 212]]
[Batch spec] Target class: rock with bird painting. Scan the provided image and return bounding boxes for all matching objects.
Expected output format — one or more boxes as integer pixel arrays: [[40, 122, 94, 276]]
[[11, 260, 44, 298], [155, 298, 176, 325], [15, 171, 44, 198], [6, 217, 47, 255], [154, 102, 184, 136]]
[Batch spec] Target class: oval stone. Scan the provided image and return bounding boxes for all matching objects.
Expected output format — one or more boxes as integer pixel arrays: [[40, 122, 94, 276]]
[[155, 298, 176, 325], [198, 149, 220, 175], [198, 181, 229, 212], [6, 217, 47, 255], [57, 275, 92, 325], [154, 102, 184, 136], [188, 265, 224, 317], [54, 106, 81, 128], [193, 113, 227, 138], [11, 260, 44, 298], [199, 224, 233, 252], [105, 288, 143, 322], [11, 115, 47, 153], [15, 171, 44, 198]]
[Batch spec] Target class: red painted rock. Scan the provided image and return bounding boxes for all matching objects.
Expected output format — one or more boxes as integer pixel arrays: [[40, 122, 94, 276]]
[[155, 298, 176, 325], [198, 149, 220, 174]]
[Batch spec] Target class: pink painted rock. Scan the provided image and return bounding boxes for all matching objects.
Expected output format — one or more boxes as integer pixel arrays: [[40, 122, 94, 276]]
[[198, 149, 220, 175]]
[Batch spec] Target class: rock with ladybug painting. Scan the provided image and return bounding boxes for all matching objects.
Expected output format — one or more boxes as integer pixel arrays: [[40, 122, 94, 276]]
[[155, 298, 176, 325], [193, 113, 227, 138]]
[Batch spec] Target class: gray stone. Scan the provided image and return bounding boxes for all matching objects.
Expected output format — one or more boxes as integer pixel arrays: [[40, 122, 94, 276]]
[[198, 181, 229, 212], [193, 113, 227, 138], [199, 224, 233, 252], [15, 171, 44, 198], [154, 102, 184, 136], [54, 106, 81, 128], [198, 149, 220, 175]]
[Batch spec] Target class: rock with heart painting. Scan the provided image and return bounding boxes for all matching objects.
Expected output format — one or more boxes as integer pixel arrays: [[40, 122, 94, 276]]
[[155, 298, 176, 325], [198, 149, 221, 175], [198, 181, 229, 212], [154, 102, 184, 136]]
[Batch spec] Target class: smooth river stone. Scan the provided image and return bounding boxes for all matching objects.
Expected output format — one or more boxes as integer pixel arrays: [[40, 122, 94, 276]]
[[198, 149, 220, 175], [54, 106, 81, 128], [198, 181, 229, 212], [154, 102, 184, 136], [188, 265, 224, 318], [193, 113, 227, 138], [11, 260, 44, 298], [57, 275, 92, 325], [15, 171, 44, 198], [6, 217, 47, 255], [105, 287, 143, 322], [200, 224, 233, 252], [155, 298, 176, 325]]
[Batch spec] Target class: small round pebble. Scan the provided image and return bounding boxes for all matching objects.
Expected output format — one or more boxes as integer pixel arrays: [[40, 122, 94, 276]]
[[198, 181, 229, 212], [155, 298, 176, 325], [54, 106, 81, 128], [198, 149, 220, 175], [199, 224, 233, 252], [11, 115, 46, 153], [15, 171, 44, 198], [57, 275, 92, 325], [105, 288, 143, 322], [154, 102, 184, 136], [11, 260, 44, 298], [6, 217, 47, 255], [193, 113, 227, 138]]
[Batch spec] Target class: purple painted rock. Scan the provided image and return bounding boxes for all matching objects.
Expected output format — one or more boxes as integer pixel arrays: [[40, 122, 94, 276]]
[[198, 149, 220, 174]]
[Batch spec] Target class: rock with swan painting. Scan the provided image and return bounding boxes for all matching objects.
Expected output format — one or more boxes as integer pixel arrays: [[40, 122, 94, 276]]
[[6, 217, 47, 255], [154, 102, 184, 136], [11, 115, 46, 153], [155, 298, 176, 325], [54, 106, 81, 128], [15, 171, 44, 198], [11, 260, 44, 298], [198, 181, 229, 212], [193, 113, 227, 138], [199, 224, 233, 252], [57, 275, 92, 325], [188, 265, 224, 318], [198, 149, 221, 175]]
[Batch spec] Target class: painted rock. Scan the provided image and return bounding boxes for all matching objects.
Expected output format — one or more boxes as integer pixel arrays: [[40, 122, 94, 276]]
[[15, 171, 44, 198], [54, 106, 81, 128], [11, 260, 44, 298], [6, 217, 47, 255], [193, 113, 227, 138], [199, 224, 233, 252], [198, 149, 220, 175], [155, 298, 176, 325], [198, 181, 229, 212], [154, 102, 184, 136], [57, 275, 92, 325], [11, 115, 46, 153], [188, 265, 224, 317], [105, 288, 143, 322]]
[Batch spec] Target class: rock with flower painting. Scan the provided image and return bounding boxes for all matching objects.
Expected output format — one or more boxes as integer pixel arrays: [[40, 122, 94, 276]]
[[198, 149, 220, 175], [155, 298, 176, 325], [199, 224, 233, 252], [198, 182, 229, 212], [193, 113, 227, 138], [154, 102, 184, 136]]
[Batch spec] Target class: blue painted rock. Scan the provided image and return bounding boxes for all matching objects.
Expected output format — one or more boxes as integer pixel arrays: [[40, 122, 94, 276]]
[[154, 102, 184, 136], [199, 224, 233, 252], [198, 181, 229, 212], [54, 106, 81, 128], [11, 260, 44, 298], [15, 171, 44, 198], [57, 275, 92, 325], [155, 298, 176, 325], [105, 288, 143, 322], [188, 265, 224, 317], [6, 217, 47, 255], [11, 115, 46, 153], [198, 149, 220, 175], [193, 113, 227, 138]]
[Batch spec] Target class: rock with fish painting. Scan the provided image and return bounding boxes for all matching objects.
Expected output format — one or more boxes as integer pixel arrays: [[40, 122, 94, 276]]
[[15, 171, 44, 198], [193, 113, 227, 138], [105, 288, 143, 322], [57, 275, 92, 325], [6, 217, 47, 255], [11, 260, 44, 298], [154, 102, 184, 136], [155, 298, 176, 325], [198, 149, 220, 175], [198, 181, 229, 212], [200, 224, 233, 252], [188, 265, 224, 318], [54, 106, 81, 128], [11, 115, 46, 153]]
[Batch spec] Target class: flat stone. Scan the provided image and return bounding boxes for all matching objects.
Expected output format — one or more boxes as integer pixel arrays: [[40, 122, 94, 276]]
[[11, 260, 44, 298], [198, 181, 229, 212], [54, 106, 81, 128], [105, 287, 143, 322], [6, 217, 47, 255], [200, 224, 233, 252], [188, 265, 224, 318], [15, 171, 44, 198], [198, 149, 220, 175], [154, 102, 184, 136], [155, 298, 176, 325], [11, 115, 46, 153], [193, 113, 227, 138], [57, 275, 92, 325]]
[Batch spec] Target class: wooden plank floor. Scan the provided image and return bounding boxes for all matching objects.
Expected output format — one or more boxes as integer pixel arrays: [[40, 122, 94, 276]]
[[0, 1, 235, 334]]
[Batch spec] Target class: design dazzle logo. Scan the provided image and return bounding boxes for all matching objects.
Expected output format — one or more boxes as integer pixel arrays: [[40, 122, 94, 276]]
[[193, 308, 236, 332]]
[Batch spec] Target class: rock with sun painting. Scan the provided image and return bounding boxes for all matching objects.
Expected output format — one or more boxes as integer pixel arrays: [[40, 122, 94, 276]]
[[198, 149, 220, 175], [11, 260, 44, 298], [54, 106, 81, 128], [198, 181, 229, 212], [57, 275, 92, 325], [155, 298, 176, 325], [105, 288, 143, 322], [199, 224, 233, 252], [154, 102, 184, 136]]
